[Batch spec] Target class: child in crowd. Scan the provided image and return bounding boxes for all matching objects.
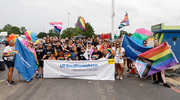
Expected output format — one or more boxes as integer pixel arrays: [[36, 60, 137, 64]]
[[47, 54, 56, 60], [55, 50, 64, 60]]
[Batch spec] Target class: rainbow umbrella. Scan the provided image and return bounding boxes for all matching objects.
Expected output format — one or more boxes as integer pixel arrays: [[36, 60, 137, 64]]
[[24, 31, 36, 42]]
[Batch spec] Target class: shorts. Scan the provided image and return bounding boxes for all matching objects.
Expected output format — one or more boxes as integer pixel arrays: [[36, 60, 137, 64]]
[[39, 61, 43, 67], [115, 57, 124, 64], [4, 60, 14, 68]]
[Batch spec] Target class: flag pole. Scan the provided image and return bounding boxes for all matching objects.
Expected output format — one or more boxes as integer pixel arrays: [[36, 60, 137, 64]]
[[112, 0, 115, 41]]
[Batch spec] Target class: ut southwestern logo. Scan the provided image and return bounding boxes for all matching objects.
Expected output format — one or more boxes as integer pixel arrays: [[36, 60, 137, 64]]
[[60, 64, 98, 68]]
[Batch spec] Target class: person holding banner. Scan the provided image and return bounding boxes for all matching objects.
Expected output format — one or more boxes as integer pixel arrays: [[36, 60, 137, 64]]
[[91, 47, 103, 60], [64, 39, 76, 60], [76, 47, 86, 60], [3, 40, 16, 85], [152, 39, 171, 88], [114, 42, 125, 80], [42, 43, 54, 60], [35, 42, 44, 78]]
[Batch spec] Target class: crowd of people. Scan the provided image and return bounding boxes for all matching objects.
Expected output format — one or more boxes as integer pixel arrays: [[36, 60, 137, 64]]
[[2, 35, 171, 88]]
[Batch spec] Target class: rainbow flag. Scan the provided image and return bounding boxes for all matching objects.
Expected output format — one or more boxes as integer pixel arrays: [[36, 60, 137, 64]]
[[118, 13, 129, 29], [135, 42, 179, 78], [131, 28, 152, 46], [77, 16, 87, 31]]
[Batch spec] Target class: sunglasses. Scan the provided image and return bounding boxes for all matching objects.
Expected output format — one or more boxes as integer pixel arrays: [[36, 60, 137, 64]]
[[143, 42, 147, 44]]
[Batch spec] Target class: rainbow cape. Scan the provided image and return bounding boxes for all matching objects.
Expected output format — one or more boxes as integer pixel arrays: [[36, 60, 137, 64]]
[[131, 28, 152, 46], [7, 50, 19, 55], [135, 42, 179, 78], [57, 57, 64, 60], [118, 13, 129, 29]]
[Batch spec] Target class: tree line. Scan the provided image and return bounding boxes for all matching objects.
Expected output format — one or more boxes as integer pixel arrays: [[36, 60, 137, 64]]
[[0, 23, 131, 39]]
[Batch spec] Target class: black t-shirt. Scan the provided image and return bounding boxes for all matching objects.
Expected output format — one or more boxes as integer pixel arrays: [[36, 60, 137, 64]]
[[55, 45, 63, 51], [66, 44, 74, 52], [44, 48, 54, 59], [55, 55, 64, 60], [36, 48, 44, 59], [92, 42, 98, 47], [92, 51, 103, 59], [77, 52, 86, 60]]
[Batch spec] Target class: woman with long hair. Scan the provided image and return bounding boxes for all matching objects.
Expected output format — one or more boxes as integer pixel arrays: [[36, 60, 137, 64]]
[[114, 42, 125, 80]]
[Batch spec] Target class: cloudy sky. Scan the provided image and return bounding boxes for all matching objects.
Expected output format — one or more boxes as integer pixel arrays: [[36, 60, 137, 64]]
[[0, 0, 180, 35]]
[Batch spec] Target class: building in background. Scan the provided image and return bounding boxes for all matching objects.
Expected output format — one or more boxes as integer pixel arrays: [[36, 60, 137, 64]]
[[151, 23, 180, 62], [0, 32, 7, 39]]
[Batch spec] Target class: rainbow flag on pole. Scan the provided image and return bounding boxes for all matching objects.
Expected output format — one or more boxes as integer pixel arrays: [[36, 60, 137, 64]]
[[118, 13, 129, 29], [131, 28, 152, 46], [135, 42, 179, 78]]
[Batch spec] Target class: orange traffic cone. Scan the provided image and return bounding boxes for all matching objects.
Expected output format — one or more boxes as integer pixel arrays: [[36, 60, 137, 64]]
[[131, 62, 136, 74]]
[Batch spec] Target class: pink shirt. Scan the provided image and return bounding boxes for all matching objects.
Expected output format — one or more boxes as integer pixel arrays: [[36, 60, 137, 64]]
[[27, 47, 36, 57]]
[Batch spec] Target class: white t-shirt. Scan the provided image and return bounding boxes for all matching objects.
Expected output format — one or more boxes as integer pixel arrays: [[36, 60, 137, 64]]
[[115, 47, 125, 57], [3, 46, 15, 60], [112, 47, 116, 52]]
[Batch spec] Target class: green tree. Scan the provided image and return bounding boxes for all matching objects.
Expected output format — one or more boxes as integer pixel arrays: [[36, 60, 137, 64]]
[[1, 24, 12, 35], [47, 29, 60, 37], [61, 27, 76, 39], [37, 32, 47, 38], [20, 26, 27, 34], [11, 26, 21, 34], [73, 22, 95, 38]]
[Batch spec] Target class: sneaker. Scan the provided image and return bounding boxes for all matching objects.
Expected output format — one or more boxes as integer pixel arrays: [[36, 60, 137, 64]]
[[41, 74, 43, 78], [6, 79, 14, 84], [163, 83, 171, 88], [35, 74, 40, 78], [123, 73, 125, 76], [116, 76, 120, 79], [7, 81, 16, 86], [153, 81, 159, 84], [120, 77, 123, 80]]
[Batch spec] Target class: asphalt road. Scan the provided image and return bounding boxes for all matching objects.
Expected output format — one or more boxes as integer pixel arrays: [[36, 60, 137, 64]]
[[0, 45, 180, 100]]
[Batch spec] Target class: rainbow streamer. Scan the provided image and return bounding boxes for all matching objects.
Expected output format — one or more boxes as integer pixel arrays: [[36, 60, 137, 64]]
[[57, 57, 64, 60], [107, 48, 114, 54], [77, 43, 83, 47], [77, 16, 87, 31], [7, 50, 19, 55]]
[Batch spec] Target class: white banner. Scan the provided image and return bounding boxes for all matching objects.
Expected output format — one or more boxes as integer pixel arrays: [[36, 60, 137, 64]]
[[44, 59, 115, 80]]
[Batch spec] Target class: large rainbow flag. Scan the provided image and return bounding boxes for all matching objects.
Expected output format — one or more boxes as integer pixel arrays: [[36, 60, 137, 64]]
[[135, 42, 179, 78], [131, 28, 152, 46]]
